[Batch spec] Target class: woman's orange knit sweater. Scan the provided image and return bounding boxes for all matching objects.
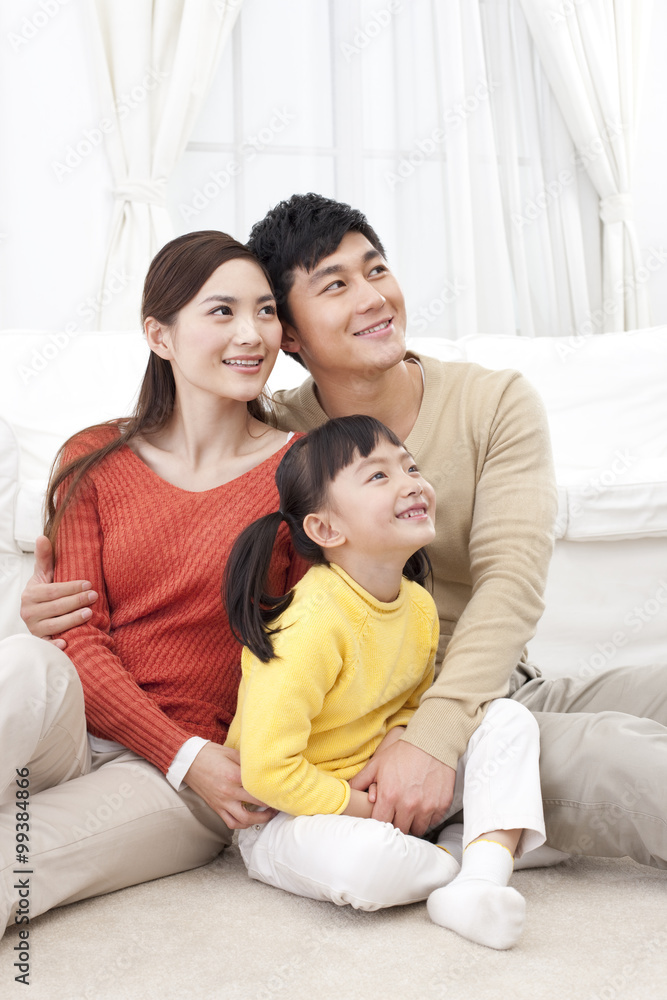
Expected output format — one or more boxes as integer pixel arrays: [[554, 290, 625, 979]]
[[54, 425, 302, 774]]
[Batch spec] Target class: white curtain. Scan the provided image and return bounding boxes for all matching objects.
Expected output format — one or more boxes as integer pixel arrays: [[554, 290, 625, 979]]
[[353, 0, 518, 337], [481, 0, 596, 338], [519, 0, 653, 332], [428, 1, 517, 336], [327, 0, 596, 338], [87, 0, 242, 328]]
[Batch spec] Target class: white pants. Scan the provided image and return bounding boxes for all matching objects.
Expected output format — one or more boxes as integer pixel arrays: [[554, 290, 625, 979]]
[[0, 635, 232, 932], [238, 698, 545, 910]]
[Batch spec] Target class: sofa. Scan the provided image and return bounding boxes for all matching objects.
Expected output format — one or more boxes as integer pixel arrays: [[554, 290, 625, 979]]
[[2, 326, 666, 679], [1, 326, 667, 1000]]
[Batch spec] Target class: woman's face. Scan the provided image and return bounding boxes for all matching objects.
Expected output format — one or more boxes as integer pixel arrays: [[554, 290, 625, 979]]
[[154, 258, 283, 405]]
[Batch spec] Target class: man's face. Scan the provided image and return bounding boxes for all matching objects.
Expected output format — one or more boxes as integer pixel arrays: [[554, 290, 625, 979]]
[[282, 231, 407, 379]]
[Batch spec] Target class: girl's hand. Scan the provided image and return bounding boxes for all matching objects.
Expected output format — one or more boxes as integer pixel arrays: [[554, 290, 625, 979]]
[[183, 743, 276, 829], [353, 725, 405, 804], [20, 535, 98, 648]]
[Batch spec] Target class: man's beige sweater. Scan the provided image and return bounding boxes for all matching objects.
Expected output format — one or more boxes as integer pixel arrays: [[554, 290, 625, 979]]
[[271, 353, 558, 770]]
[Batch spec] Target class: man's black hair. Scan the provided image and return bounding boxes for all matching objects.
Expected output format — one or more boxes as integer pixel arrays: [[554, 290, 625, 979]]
[[247, 193, 387, 365]]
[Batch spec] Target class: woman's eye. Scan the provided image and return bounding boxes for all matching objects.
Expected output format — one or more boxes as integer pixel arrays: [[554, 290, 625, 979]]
[[212, 305, 232, 316], [259, 304, 276, 315]]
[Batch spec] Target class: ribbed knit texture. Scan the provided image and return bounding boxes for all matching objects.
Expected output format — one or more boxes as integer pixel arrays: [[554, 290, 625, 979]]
[[226, 563, 439, 816], [54, 425, 305, 774], [272, 355, 558, 769]]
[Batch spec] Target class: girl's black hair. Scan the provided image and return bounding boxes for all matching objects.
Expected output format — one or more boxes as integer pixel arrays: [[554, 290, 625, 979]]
[[224, 415, 432, 662]]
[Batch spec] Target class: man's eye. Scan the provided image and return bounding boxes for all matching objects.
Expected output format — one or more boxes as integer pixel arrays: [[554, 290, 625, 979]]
[[324, 280, 345, 292], [369, 265, 388, 276]]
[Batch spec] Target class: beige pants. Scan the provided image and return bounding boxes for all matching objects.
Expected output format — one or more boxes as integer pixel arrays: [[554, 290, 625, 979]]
[[0, 635, 232, 932], [513, 664, 667, 867]]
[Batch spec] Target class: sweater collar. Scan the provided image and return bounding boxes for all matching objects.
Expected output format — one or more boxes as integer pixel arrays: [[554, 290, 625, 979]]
[[327, 563, 407, 613]]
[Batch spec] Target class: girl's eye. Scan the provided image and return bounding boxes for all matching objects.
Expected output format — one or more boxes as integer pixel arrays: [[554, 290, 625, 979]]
[[369, 471, 386, 481], [259, 304, 276, 315], [212, 305, 232, 316]]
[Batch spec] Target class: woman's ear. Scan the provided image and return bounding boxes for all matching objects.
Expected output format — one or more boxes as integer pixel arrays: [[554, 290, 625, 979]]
[[303, 512, 346, 550], [144, 317, 173, 359]]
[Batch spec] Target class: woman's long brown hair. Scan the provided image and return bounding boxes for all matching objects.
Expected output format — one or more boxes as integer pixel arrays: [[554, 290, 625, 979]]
[[44, 231, 273, 548]]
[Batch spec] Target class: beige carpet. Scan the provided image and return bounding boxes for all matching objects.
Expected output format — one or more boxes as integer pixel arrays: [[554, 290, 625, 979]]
[[1, 845, 666, 1000]]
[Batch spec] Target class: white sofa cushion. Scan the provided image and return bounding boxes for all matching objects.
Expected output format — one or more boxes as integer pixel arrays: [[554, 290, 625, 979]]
[[0, 417, 19, 556], [14, 480, 47, 553], [408, 328, 667, 541], [0, 329, 150, 480]]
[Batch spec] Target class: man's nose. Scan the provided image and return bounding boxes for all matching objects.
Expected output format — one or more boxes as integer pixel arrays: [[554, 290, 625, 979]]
[[356, 281, 386, 313]]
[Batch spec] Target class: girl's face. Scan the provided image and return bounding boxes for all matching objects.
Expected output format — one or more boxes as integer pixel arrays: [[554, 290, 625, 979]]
[[149, 258, 283, 405], [322, 441, 436, 560]]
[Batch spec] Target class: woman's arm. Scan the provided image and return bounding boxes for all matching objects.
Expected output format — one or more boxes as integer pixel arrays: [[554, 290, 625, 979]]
[[54, 468, 271, 828], [53, 471, 193, 772]]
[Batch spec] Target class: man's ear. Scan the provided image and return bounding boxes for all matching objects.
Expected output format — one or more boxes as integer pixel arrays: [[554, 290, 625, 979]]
[[303, 512, 346, 550], [280, 321, 303, 355], [144, 317, 173, 359]]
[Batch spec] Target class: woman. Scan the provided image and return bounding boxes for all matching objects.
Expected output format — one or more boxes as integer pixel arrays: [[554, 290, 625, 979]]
[[0, 231, 304, 934]]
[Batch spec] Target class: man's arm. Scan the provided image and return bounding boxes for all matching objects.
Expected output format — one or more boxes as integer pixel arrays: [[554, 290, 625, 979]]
[[21, 535, 98, 647], [405, 374, 557, 764], [354, 373, 557, 834]]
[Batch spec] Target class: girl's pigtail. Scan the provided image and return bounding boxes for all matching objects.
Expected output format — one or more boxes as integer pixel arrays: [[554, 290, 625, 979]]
[[224, 512, 295, 663]]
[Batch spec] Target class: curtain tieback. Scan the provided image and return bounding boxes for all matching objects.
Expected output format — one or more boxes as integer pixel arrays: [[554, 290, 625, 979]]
[[113, 179, 167, 207], [599, 193, 634, 225]]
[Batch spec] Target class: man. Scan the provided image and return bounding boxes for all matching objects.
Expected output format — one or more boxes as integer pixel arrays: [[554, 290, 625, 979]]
[[25, 194, 667, 866]]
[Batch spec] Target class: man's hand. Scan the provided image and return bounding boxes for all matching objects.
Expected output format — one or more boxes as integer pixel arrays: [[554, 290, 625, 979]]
[[20, 535, 98, 648], [349, 740, 456, 836], [183, 743, 276, 830]]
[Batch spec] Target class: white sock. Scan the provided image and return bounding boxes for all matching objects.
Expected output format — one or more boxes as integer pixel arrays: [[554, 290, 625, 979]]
[[427, 839, 525, 950], [435, 823, 463, 865], [513, 844, 570, 870]]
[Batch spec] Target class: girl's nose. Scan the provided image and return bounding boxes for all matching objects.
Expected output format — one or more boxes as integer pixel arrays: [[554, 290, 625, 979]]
[[403, 477, 423, 495]]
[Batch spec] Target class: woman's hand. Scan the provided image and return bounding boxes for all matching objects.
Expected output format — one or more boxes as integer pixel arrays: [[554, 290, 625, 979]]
[[20, 536, 98, 648], [183, 743, 276, 830]]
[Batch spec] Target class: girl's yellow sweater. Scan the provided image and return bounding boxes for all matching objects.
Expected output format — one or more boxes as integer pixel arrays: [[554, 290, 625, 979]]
[[226, 563, 438, 816]]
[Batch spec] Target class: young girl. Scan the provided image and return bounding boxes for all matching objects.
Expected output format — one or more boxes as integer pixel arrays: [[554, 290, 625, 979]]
[[224, 415, 546, 950]]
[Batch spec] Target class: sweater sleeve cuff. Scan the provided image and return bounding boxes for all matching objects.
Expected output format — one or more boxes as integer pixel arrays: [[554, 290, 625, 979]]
[[166, 737, 210, 791], [401, 699, 481, 771], [333, 780, 352, 815]]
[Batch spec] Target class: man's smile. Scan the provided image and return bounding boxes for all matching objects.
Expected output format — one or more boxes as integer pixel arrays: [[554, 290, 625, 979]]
[[353, 317, 393, 337]]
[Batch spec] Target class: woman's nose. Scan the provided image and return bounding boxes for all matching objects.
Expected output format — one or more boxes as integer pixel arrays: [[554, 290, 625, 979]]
[[235, 320, 262, 344]]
